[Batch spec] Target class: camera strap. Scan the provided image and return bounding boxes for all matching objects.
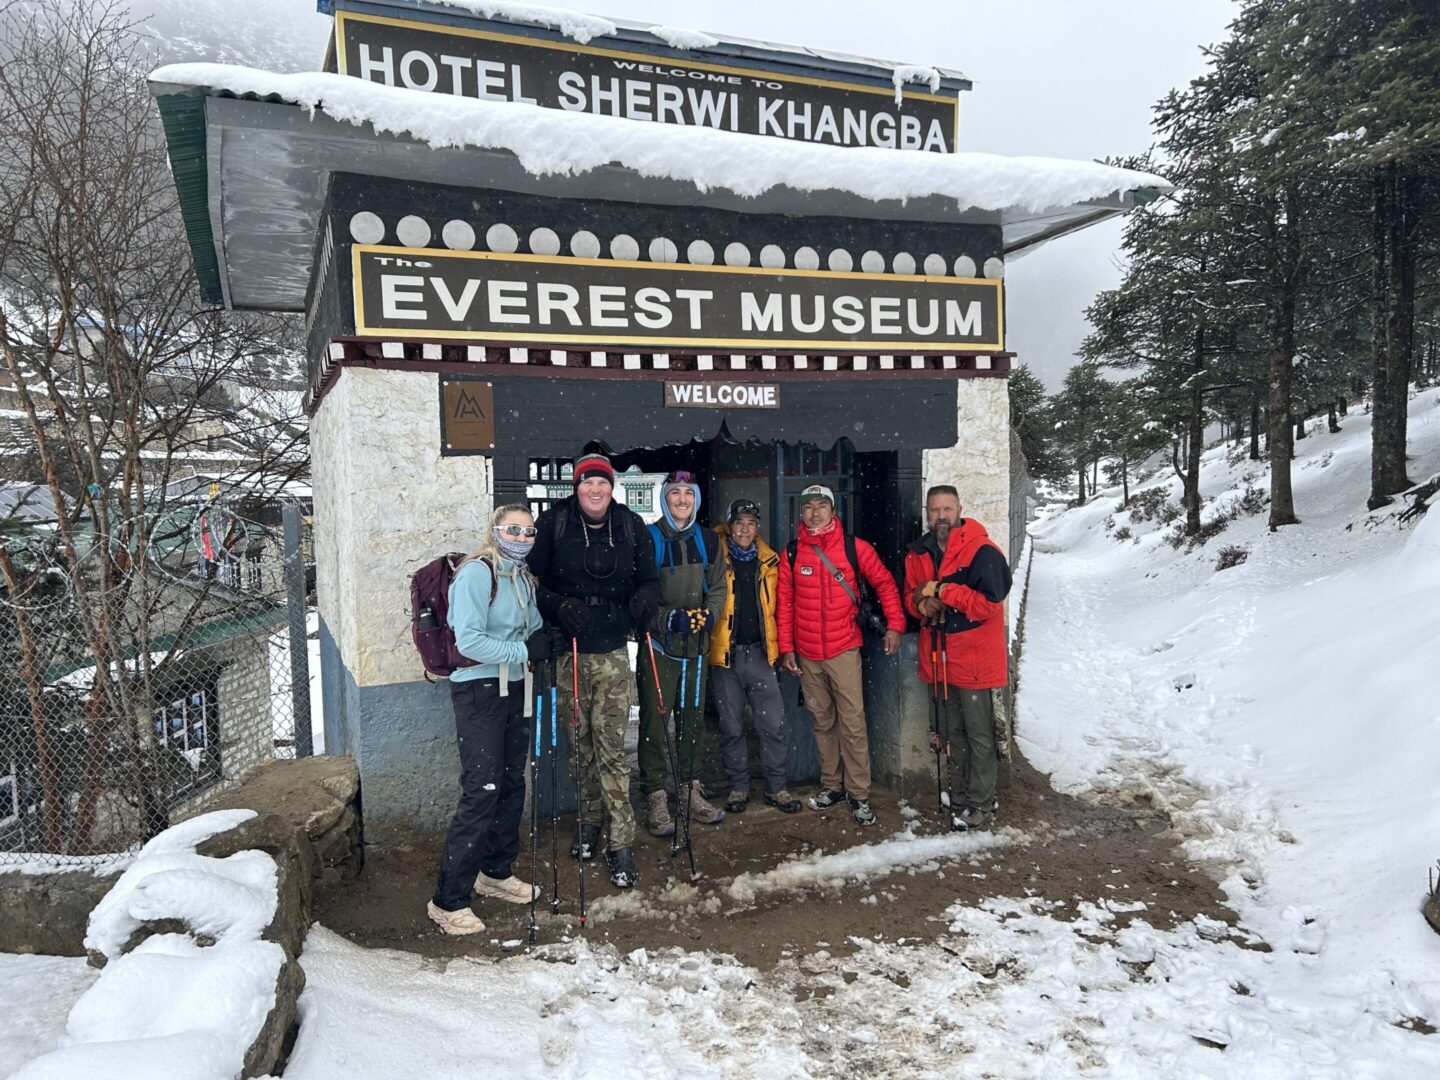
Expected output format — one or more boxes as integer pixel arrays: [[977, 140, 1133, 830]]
[[810, 544, 862, 611]]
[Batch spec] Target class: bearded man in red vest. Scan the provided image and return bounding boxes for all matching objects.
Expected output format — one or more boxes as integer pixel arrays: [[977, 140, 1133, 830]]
[[903, 485, 1012, 831]]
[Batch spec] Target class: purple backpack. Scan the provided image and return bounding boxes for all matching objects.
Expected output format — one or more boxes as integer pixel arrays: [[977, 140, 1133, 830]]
[[410, 553, 497, 680]]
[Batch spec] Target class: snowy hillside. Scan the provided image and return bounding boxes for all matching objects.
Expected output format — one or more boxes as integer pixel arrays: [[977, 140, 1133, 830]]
[[1021, 384, 1440, 1057]]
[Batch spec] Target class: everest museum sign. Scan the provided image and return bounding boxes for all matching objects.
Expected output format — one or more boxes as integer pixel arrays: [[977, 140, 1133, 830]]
[[331, 12, 958, 153], [352, 247, 1004, 352]]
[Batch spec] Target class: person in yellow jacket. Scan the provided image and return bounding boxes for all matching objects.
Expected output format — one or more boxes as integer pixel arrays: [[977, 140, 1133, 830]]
[[710, 500, 801, 814]]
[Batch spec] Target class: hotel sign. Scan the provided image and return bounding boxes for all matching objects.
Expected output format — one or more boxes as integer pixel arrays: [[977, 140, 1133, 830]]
[[352, 247, 1004, 352], [332, 12, 958, 153]]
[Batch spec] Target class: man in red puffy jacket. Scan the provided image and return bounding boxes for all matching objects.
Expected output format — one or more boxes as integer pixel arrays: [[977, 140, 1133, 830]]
[[903, 485, 1012, 831], [778, 485, 905, 826]]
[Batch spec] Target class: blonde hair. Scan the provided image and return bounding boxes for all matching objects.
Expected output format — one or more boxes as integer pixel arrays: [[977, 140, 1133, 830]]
[[463, 503, 534, 567]]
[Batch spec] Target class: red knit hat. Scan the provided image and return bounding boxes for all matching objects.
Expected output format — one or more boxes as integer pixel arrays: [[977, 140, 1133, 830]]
[[572, 453, 614, 487]]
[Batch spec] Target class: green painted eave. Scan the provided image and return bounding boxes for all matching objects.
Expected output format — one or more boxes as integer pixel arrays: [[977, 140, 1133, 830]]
[[154, 89, 225, 306], [43, 605, 289, 683]]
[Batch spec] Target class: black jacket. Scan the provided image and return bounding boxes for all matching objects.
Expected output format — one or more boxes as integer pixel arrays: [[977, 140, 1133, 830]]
[[527, 497, 660, 654]]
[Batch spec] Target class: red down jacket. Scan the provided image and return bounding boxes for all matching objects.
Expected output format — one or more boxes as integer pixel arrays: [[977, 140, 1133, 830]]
[[903, 519, 1012, 690], [777, 520, 905, 662]]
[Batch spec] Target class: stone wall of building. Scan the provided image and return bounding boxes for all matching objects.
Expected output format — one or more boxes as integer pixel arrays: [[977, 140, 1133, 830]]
[[310, 367, 493, 840], [922, 377, 1011, 559]]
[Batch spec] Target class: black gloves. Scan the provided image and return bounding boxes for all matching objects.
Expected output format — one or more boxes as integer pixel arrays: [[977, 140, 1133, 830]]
[[628, 590, 659, 626], [666, 608, 690, 634], [555, 597, 591, 636], [526, 628, 555, 663]]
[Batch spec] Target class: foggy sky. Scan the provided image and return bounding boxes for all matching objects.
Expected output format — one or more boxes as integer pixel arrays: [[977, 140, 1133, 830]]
[[136, 0, 1237, 389]]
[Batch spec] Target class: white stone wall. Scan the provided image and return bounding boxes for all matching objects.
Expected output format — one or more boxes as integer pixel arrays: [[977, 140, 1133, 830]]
[[312, 368, 493, 688], [923, 377, 1011, 559]]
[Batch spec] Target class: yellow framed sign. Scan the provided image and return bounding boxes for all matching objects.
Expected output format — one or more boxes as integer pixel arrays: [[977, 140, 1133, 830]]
[[351, 246, 1003, 352], [333, 11, 959, 153]]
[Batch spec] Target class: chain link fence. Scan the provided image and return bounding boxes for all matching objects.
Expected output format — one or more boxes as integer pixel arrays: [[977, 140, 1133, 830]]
[[0, 486, 315, 869]]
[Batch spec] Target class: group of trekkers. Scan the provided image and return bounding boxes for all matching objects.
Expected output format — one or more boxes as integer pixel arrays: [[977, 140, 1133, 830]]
[[426, 452, 1012, 936]]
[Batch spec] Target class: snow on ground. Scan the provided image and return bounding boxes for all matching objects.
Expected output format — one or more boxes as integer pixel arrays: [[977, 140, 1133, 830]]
[[0, 956, 97, 1079]]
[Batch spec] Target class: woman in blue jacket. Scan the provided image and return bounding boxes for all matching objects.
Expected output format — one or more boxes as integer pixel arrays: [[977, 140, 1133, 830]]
[[428, 504, 548, 936]]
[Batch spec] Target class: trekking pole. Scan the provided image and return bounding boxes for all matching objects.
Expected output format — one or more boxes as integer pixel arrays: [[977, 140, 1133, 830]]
[[548, 659, 560, 916], [645, 632, 666, 713], [676, 655, 699, 882], [929, 625, 944, 813], [528, 679, 542, 945], [939, 624, 955, 810], [570, 637, 587, 930]]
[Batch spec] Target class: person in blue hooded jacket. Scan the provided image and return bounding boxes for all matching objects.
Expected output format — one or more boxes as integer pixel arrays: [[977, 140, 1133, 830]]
[[427, 504, 550, 936], [636, 471, 729, 838]]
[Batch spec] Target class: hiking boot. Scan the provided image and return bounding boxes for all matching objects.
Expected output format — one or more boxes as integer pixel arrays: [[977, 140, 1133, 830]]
[[473, 873, 538, 905], [807, 788, 847, 811], [605, 846, 638, 888], [687, 780, 725, 825], [724, 789, 750, 813], [646, 789, 675, 838], [426, 901, 485, 936], [763, 790, 802, 814], [954, 806, 995, 832], [571, 822, 601, 860], [851, 800, 877, 827]]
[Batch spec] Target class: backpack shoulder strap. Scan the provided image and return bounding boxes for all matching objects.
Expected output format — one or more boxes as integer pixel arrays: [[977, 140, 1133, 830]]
[[844, 534, 865, 593], [646, 522, 665, 567], [479, 555, 499, 604]]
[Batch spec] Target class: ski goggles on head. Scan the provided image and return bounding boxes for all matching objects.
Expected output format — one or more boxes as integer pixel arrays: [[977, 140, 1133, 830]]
[[667, 470, 697, 485], [496, 525, 539, 537]]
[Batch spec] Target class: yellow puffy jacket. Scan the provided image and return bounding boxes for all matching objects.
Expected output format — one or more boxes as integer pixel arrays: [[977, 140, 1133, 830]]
[[707, 523, 780, 668]]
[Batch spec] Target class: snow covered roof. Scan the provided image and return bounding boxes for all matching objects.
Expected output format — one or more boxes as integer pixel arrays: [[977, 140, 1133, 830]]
[[149, 64, 1169, 311], [324, 0, 972, 89]]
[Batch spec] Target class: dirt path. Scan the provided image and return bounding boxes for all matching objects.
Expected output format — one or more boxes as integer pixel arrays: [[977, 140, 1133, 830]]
[[313, 743, 1239, 971]]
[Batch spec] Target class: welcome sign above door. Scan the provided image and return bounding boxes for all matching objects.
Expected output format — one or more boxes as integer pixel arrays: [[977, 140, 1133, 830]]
[[351, 246, 1003, 352], [329, 10, 959, 153]]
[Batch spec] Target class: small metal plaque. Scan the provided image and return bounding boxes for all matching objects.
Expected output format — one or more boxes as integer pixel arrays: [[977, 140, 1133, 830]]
[[440, 375, 495, 455]]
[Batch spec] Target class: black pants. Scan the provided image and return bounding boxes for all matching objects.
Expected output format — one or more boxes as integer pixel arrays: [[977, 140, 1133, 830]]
[[432, 677, 529, 911]]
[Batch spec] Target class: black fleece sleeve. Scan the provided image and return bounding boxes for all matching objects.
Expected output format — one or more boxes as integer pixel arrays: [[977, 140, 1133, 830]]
[[526, 507, 564, 622]]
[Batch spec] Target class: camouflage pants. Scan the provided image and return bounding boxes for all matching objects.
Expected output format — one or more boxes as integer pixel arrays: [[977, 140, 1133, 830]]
[[555, 647, 635, 851]]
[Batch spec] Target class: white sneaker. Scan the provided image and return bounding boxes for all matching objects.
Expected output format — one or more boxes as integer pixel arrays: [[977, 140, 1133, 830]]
[[473, 874, 539, 905], [426, 901, 485, 935]]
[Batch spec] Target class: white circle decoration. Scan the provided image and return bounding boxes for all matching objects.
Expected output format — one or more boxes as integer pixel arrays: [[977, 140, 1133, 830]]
[[649, 237, 679, 263], [953, 255, 977, 279], [759, 244, 786, 269], [893, 252, 917, 275], [442, 220, 476, 250], [526, 227, 560, 256], [349, 211, 385, 245], [687, 239, 715, 265], [571, 230, 602, 259], [984, 257, 1006, 279], [610, 233, 640, 261], [827, 248, 854, 273], [794, 246, 820, 271], [395, 215, 431, 248], [724, 242, 751, 267], [485, 223, 519, 253], [923, 253, 946, 276], [860, 250, 885, 274]]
